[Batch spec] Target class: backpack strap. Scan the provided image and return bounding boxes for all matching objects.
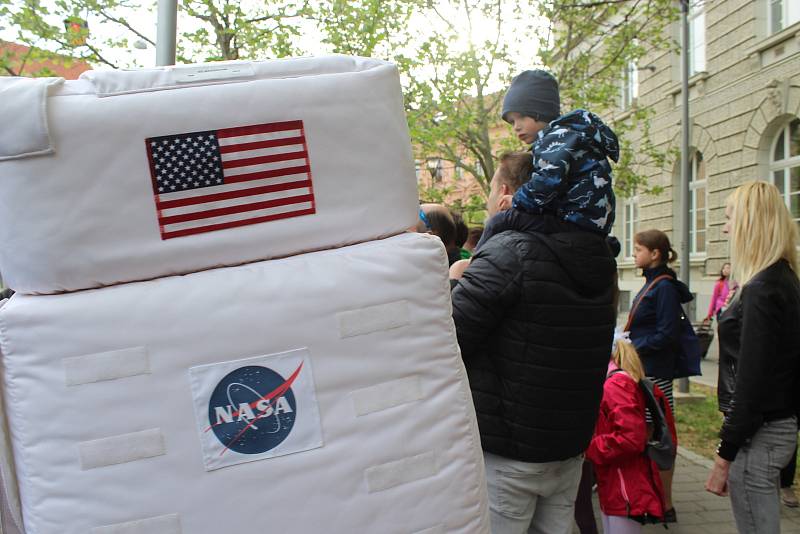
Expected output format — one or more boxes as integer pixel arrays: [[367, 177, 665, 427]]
[[624, 274, 673, 332]]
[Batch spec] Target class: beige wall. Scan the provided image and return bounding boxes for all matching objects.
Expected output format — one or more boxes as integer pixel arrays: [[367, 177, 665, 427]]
[[613, 0, 800, 319]]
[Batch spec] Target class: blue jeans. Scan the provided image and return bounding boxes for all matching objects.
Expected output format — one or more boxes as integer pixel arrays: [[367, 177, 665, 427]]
[[729, 417, 798, 534], [483, 451, 583, 534]]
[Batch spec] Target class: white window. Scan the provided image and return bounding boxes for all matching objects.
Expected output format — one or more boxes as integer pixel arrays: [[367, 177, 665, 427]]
[[769, 0, 800, 35], [623, 196, 639, 259], [689, 151, 707, 254], [428, 158, 444, 182], [689, 5, 706, 75], [621, 59, 639, 109], [770, 118, 800, 229]]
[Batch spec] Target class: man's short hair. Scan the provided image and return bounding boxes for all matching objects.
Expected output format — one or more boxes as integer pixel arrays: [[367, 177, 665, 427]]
[[496, 152, 533, 192]]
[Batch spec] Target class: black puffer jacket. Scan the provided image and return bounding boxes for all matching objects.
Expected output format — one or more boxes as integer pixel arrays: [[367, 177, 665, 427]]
[[451, 230, 616, 463], [716, 259, 800, 461]]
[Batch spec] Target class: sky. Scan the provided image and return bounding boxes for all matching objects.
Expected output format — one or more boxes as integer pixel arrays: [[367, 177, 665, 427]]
[[1, 0, 546, 76]]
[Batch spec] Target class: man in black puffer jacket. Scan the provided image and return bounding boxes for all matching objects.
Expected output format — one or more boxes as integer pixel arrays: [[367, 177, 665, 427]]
[[450, 152, 616, 534]]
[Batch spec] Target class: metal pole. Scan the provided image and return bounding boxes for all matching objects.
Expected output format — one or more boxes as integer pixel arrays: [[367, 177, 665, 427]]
[[156, 0, 177, 66], [678, 0, 691, 394]]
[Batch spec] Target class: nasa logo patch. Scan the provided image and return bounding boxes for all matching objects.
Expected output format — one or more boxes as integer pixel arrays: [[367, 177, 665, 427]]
[[208, 365, 297, 455], [189, 348, 323, 471]]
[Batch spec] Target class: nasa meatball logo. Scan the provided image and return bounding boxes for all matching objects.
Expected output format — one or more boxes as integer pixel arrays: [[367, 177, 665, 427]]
[[206, 363, 301, 455], [190, 349, 323, 471]]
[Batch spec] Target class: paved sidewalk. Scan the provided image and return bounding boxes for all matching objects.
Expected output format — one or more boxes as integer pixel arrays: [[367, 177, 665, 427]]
[[582, 322, 800, 532], [574, 448, 800, 533]]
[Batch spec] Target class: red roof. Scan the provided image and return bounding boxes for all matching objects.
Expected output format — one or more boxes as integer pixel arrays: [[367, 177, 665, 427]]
[[1, 41, 90, 79]]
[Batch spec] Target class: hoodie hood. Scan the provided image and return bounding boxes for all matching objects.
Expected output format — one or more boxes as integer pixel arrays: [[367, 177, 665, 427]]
[[532, 231, 617, 296], [547, 109, 620, 163], [644, 265, 693, 303]]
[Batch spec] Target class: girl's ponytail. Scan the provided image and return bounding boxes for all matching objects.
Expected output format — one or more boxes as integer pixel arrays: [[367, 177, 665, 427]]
[[668, 247, 678, 264]]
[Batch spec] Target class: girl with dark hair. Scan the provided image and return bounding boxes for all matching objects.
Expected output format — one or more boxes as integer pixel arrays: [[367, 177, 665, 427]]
[[626, 229, 693, 523], [706, 262, 735, 321]]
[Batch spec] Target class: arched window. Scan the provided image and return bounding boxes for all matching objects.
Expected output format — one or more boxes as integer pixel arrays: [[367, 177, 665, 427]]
[[689, 151, 707, 254], [770, 118, 800, 228]]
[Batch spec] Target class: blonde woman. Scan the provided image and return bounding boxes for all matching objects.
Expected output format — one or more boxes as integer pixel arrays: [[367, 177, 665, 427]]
[[705, 181, 800, 533]]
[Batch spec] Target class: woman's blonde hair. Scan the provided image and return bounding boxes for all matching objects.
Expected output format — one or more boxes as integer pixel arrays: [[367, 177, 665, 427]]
[[612, 339, 645, 383], [727, 181, 798, 287]]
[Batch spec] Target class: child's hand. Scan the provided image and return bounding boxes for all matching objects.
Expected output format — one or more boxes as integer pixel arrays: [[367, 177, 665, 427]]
[[449, 259, 471, 280]]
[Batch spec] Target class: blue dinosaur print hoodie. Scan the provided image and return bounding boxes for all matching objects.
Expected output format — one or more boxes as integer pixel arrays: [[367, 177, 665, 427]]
[[512, 109, 619, 235]]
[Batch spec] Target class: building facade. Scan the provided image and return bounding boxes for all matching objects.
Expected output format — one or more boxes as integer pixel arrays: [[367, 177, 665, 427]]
[[612, 0, 800, 319], [1, 41, 90, 79]]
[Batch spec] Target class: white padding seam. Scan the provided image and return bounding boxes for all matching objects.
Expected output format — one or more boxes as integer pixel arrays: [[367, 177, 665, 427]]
[[63, 347, 150, 386], [91, 513, 181, 534], [412, 526, 445, 534], [79, 428, 166, 470], [365, 451, 438, 493], [351, 376, 423, 416], [337, 300, 410, 338]]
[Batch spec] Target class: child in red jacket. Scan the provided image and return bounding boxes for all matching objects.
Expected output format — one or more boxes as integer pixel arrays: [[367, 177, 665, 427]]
[[587, 335, 674, 532]]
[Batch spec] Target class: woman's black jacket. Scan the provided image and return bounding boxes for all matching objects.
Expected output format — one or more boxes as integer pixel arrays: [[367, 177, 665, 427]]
[[717, 259, 800, 461]]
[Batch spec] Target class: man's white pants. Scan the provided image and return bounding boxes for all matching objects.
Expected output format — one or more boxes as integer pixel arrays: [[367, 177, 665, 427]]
[[484, 451, 583, 534]]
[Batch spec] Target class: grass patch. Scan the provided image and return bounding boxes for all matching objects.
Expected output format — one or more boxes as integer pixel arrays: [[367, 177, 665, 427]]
[[674, 382, 723, 460], [676, 381, 800, 486]]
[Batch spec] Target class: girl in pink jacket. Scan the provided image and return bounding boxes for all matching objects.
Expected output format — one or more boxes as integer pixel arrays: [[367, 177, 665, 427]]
[[707, 262, 735, 320]]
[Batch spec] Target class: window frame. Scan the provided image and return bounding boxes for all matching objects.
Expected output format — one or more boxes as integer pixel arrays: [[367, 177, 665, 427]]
[[688, 5, 706, 75], [769, 119, 800, 228], [768, 0, 800, 35], [689, 151, 707, 256], [620, 59, 639, 110], [623, 195, 639, 260]]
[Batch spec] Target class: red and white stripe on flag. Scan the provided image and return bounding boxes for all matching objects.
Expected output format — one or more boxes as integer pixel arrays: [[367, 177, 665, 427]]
[[145, 120, 316, 240]]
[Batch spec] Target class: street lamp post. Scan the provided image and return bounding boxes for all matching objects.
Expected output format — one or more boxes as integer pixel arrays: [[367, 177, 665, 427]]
[[156, 0, 178, 66], [678, 0, 691, 394]]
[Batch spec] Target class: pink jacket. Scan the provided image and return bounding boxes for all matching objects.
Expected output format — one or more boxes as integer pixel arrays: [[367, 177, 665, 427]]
[[707, 279, 731, 318]]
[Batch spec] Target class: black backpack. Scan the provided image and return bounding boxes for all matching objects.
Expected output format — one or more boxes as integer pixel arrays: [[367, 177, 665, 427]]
[[609, 370, 675, 471]]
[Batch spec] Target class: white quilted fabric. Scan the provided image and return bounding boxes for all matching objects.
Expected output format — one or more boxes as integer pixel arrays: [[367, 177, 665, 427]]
[[0, 56, 417, 294], [0, 233, 490, 534]]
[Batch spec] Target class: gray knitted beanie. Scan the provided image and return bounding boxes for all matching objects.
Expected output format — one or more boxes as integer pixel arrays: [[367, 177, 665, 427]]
[[501, 70, 561, 123]]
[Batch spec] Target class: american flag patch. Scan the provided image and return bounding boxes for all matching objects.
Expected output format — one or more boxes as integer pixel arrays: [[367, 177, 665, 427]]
[[145, 120, 315, 240]]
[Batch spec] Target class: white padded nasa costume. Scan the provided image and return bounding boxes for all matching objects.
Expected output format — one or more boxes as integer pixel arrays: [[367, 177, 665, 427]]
[[0, 57, 490, 533]]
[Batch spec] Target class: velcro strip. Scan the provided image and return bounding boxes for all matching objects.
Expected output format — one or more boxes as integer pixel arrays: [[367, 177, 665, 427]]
[[63, 347, 150, 386], [352, 376, 423, 416], [365, 451, 438, 493], [91, 513, 181, 534], [337, 300, 410, 338], [79, 428, 166, 470]]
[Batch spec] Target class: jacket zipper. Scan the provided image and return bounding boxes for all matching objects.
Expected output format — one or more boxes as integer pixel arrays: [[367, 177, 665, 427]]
[[617, 467, 632, 517]]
